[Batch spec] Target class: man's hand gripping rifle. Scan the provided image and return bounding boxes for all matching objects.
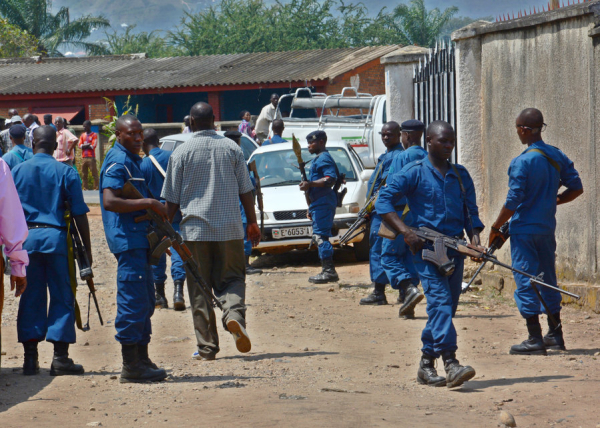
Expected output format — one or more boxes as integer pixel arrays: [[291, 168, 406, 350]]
[[379, 223, 580, 301], [67, 207, 103, 331], [339, 177, 387, 246], [122, 181, 223, 310]]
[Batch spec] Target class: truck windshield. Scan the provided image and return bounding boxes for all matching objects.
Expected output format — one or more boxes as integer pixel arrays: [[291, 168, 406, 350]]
[[253, 148, 357, 188]]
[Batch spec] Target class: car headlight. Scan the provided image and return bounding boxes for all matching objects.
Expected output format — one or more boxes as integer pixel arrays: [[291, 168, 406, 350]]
[[347, 203, 360, 214], [256, 211, 269, 220]]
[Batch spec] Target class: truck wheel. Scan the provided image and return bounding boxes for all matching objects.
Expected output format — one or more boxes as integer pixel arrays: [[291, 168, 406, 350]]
[[353, 228, 370, 262]]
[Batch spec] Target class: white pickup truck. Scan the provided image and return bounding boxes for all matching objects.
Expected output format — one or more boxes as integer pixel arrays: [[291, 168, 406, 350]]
[[277, 87, 387, 168]]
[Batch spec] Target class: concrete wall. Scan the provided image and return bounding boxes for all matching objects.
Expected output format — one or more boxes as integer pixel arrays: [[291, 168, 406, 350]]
[[453, 2, 600, 282]]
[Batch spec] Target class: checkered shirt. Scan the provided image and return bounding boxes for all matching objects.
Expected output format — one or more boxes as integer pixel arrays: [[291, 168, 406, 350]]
[[161, 129, 254, 242], [0, 129, 31, 155]]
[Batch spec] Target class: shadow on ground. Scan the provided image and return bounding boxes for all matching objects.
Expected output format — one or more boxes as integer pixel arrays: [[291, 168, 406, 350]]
[[0, 367, 54, 413], [458, 374, 574, 392], [218, 351, 339, 362], [252, 248, 362, 269]]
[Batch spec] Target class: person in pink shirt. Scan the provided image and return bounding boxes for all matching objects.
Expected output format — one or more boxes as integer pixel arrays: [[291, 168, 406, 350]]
[[78, 120, 99, 190], [0, 157, 29, 367], [53, 117, 78, 166]]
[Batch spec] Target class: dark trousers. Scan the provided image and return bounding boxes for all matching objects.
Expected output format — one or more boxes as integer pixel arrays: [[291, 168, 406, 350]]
[[185, 240, 246, 357]]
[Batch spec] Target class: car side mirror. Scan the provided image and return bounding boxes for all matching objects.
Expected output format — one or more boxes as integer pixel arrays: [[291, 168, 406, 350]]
[[360, 169, 373, 181]]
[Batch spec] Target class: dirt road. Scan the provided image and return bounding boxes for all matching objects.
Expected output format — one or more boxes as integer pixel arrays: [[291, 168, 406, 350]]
[[1, 207, 600, 427]]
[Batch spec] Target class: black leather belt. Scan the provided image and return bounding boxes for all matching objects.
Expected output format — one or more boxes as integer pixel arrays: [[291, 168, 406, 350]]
[[27, 223, 65, 230]]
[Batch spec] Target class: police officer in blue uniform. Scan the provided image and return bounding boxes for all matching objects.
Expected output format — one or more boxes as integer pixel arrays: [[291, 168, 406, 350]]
[[141, 128, 187, 310], [12, 125, 91, 376], [489, 108, 583, 355], [360, 121, 406, 305], [299, 130, 339, 283], [100, 115, 168, 383], [380, 120, 427, 318], [376, 121, 483, 388], [224, 130, 263, 276], [3, 124, 33, 170]]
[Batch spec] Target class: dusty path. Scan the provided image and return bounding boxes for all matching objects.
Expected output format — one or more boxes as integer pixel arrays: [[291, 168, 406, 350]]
[[1, 206, 600, 427]]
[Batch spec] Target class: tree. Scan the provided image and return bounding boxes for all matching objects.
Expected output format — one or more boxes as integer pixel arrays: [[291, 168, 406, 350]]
[[393, 0, 458, 47], [439, 16, 493, 41], [0, 0, 111, 56], [0, 18, 38, 58], [103, 26, 182, 58]]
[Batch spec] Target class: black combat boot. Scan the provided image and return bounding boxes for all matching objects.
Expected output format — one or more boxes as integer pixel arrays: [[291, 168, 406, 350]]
[[398, 282, 424, 317], [120, 344, 167, 383], [138, 344, 159, 370], [417, 353, 446, 386], [543, 313, 565, 351], [246, 256, 263, 275], [359, 283, 388, 305], [400, 307, 416, 319], [510, 315, 547, 355], [308, 258, 339, 284], [155, 282, 168, 309], [50, 342, 84, 376], [441, 351, 476, 388], [22, 341, 39, 376], [173, 280, 186, 311]]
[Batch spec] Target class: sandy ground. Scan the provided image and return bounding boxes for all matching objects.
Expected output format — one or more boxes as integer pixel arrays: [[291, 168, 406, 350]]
[[1, 206, 600, 428]]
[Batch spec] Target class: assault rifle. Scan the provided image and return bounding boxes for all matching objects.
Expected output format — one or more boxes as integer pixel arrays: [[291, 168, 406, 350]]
[[339, 177, 387, 246], [248, 160, 264, 239], [292, 134, 311, 207], [378, 222, 581, 300], [461, 222, 509, 294], [122, 181, 223, 310], [67, 204, 103, 331]]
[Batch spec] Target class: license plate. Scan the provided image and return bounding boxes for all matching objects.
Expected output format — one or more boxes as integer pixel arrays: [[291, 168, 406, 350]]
[[272, 227, 312, 239]]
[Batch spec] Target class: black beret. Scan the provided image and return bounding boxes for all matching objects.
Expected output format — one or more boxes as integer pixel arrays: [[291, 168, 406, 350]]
[[224, 130, 242, 139], [306, 130, 327, 142], [401, 119, 425, 132]]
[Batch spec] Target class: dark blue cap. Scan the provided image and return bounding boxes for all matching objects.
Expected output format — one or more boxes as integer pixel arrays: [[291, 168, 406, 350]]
[[224, 130, 242, 139], [306, 130, 327, 142], [9, 124, 27, 139], [401, 119, 425, 132]]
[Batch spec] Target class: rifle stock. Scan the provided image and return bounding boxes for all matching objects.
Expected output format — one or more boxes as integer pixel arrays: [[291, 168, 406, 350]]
[[248, 160, 265, 238], [122, 181, 223, 310]]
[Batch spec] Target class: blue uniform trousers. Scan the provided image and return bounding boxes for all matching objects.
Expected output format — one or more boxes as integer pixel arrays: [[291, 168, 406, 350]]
[[309, 196, 336, 260], [17, 252, 76, 343], [115, 249, 155, 345], [381, 210, 419, 290], [151, 222, 186, 283], [414, 251, 464, 358], [242, 223, 252, 257], [368, 214, 389, 284], [510, 234, 562, 318]]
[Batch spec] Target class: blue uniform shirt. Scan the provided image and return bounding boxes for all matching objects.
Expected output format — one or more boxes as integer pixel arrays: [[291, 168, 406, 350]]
[[100, 142, 151, 254], [308, 150, 337, 203], [376, 157, 484, 237], [12, 153, 89, 255], [140, 147, 173, 201], [262, 135, 287, 146], [3, 144, 33, 170], [506, 140, 582, 235], [366, 144, 404, 200], [387, 145, 428, 207]]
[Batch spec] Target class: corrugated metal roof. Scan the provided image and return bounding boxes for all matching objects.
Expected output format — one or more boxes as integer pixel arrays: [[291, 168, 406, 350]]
[[0, 46, 400, 96]]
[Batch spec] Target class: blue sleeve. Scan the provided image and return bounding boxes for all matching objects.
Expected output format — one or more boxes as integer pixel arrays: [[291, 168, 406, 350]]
[[320, 154, 337, 181], [140, 158, 153, 182], [388, 153, 403, 176], [102, 161, 128, 191], [559, 154, 583, 191], [65, 168, 90, 216], [505, 157, 528, 211], [460, 168, 484, 232], [375, 169, 413, 215]]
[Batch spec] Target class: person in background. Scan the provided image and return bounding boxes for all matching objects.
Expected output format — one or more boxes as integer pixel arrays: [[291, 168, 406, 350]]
[[2, 125, 33, 170], [78, 120, 99, 190], [53, 117, 78, 167], [44, 114, 57, 131], [224, 130, 263, 276], [1, 113, 28, 155], [238, 110, 255, 140], [261, 120, 286, 146], [182, 116, 191, 134], [140, 128, 187, 310], [33, 115, 41, 127], [0, 117, 5, 132], [255, 94, 281, 143], [23, 114, 37, 148]]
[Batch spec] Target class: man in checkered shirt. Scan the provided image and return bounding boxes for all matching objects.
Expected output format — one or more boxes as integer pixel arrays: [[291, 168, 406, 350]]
[[162, 102, 261, 361]]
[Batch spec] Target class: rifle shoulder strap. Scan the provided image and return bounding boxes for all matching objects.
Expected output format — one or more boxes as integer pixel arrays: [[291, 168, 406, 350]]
[[149, 155, 167, 178], [526, 148, 561, 173], [9, 149, 25, 162], [450, 163, 475, 232], [64, 209, 83, 331]]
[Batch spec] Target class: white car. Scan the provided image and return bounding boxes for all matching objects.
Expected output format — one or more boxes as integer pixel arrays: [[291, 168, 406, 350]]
[[159, 131, 259, 160], [249, 140, 373, 261]]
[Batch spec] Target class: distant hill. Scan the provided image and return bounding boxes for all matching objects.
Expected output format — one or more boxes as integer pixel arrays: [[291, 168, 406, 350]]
[[53, 0, 548, 40]]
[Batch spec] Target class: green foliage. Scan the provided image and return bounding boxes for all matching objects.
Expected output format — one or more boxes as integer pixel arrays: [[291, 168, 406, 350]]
[[0, 17, 38, 57], [0, 0, 111, 56], [439, 15, 493, 41], [169, 0, 412, 56], [103, 25, 183, 58], [102, 96, 139, 147], [393, 0, 458, 47]]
